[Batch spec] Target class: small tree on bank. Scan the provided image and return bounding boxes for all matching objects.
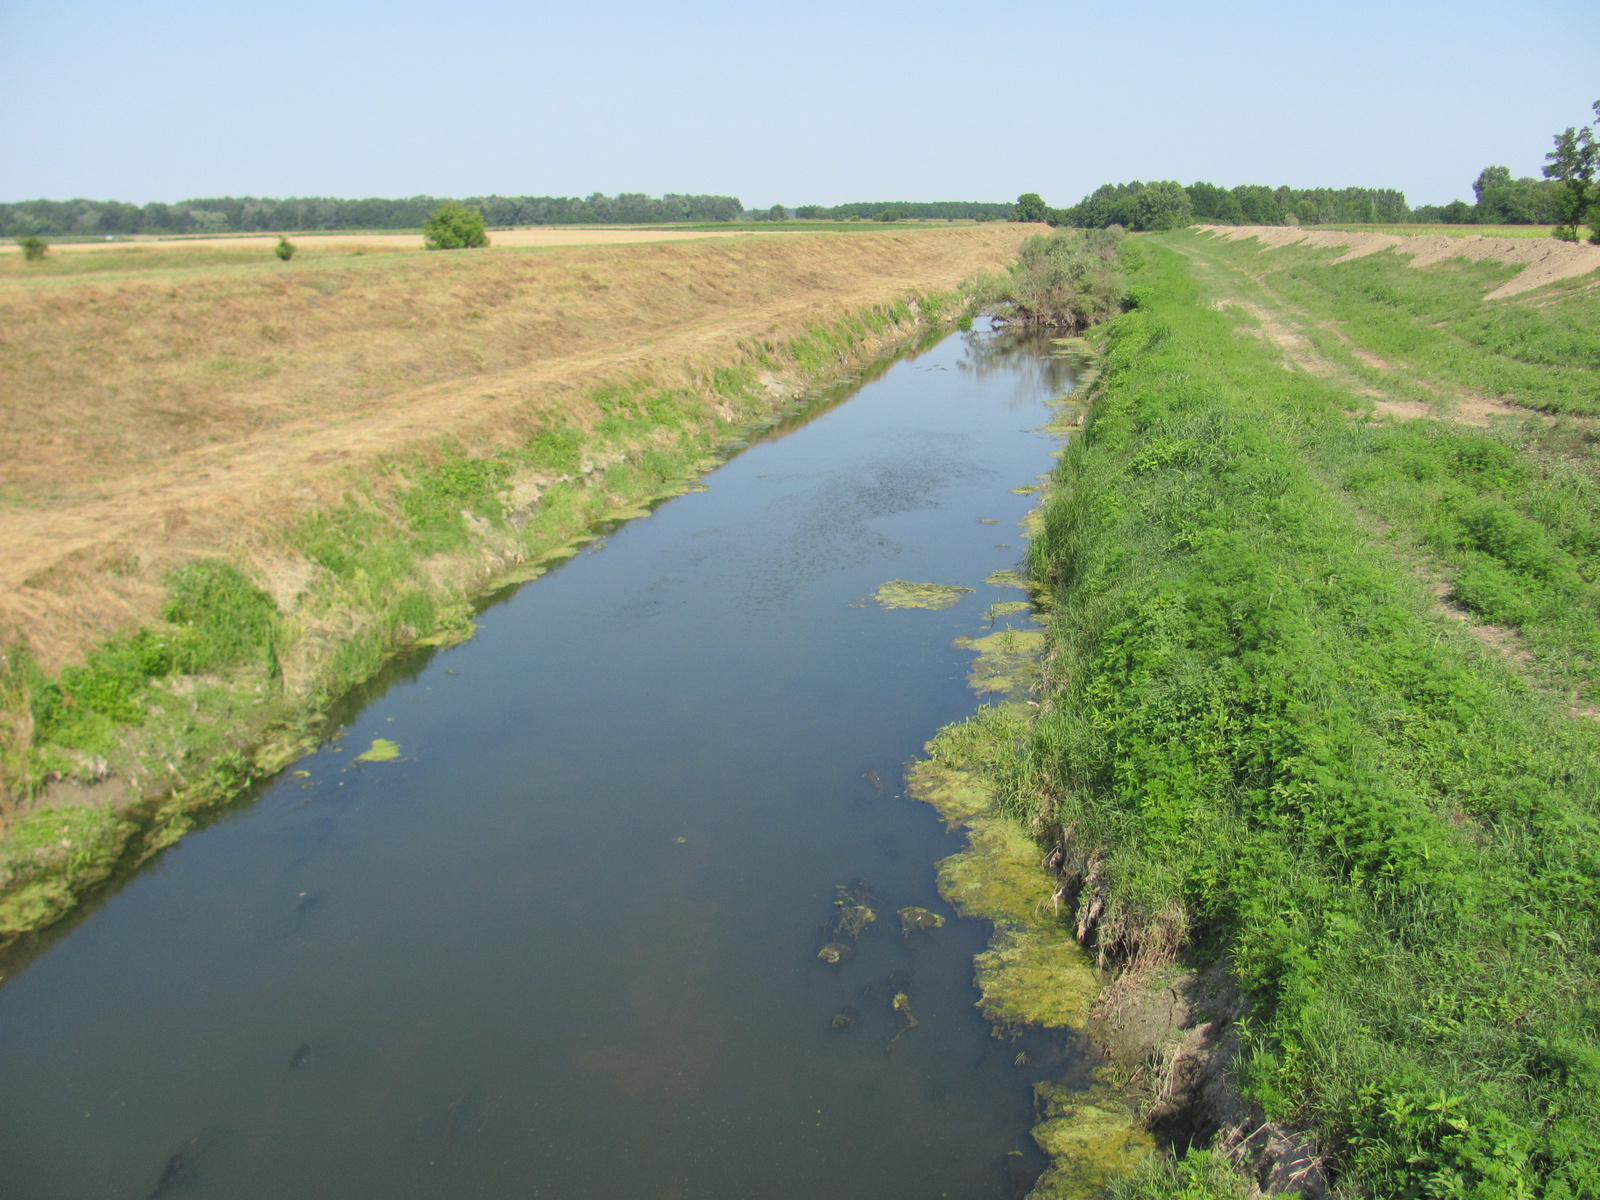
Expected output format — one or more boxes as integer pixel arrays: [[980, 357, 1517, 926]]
[[274, 236, 296, 261], [17, 236, 47, 261], [1544, 101, 1599, 243], [423, 202, 490, 250]]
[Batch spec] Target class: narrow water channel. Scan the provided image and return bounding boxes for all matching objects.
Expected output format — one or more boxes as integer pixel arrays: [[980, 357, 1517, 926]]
[[0, 322, 1081, 1200]]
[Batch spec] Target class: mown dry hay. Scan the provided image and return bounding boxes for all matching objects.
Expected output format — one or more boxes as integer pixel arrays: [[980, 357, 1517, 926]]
[[0, 227, 1027, 668], [0, 227, 754, 256]]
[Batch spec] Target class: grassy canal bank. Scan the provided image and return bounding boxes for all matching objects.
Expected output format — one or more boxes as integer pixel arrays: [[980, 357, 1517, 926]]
[[0, 226, 1031, 949], [926, 228, 1600, 1197]]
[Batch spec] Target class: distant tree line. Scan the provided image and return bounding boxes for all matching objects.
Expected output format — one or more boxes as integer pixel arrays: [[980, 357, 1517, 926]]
[[1034, 182, 1414, 231], [0, 192, 746, 237], [790, 201, 1015, 221], [1033, 172, 1567, 233]]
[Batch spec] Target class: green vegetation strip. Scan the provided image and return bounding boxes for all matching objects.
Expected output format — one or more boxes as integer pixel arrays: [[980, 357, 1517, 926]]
[[980, 238, 1600, 1194]]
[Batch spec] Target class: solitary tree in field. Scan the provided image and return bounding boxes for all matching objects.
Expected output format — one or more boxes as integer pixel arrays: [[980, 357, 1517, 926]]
[[275, 236, 296, 261], [1544, 101, 1599, 243], [423, 201, 490, 250], [768, 203, 787, 221], [875, 208, 900, 223], [16, 236, 47, 261], [1014, 193, 1049, 223]]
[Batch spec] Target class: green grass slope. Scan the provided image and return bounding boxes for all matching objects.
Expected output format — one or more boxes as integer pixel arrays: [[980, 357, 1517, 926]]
[[1014, 239, 1600, 1197]]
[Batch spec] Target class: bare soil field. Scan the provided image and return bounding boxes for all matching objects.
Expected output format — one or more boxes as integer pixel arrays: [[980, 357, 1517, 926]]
[[1199, 224, 1600, 297], [0, 226, 1027, 670]]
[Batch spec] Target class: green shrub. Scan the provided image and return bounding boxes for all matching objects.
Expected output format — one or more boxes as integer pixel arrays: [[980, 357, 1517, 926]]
[[398, 454, 511, 549], [422, 201, 489, 250], [526, 426, 584, 475], [1448, 555, 1540, 625], [162, 560, 279, 671], [979, 227, 1128, 329], [16, 236, 47, 261], [274, 236, 296, 261]]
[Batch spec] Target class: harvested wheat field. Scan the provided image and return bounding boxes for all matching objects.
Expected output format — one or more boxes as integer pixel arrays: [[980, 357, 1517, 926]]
[[0, 226, 1028, 670], [0, 227, 757, 255]]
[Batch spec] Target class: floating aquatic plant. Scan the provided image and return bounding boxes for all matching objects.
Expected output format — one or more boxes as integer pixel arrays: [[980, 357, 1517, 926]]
[[833, 883, 878, 938], [863, 580, 975, 611], [954, 630, 1045, 696], [354, 738, 401, 763], [897, 906, 945, 937]]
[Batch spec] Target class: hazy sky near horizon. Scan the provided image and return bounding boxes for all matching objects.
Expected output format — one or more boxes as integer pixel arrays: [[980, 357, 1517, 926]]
[[2, 0, 1595, 209]]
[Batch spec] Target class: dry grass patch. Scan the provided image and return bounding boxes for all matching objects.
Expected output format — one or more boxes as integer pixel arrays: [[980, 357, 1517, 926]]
[[0, 227, 1026, 670]]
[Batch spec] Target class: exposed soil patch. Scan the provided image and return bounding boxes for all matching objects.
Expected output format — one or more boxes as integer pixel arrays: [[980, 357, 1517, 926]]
[[1210, 298, 1330, 375], [1368, 398, 1434, 420]]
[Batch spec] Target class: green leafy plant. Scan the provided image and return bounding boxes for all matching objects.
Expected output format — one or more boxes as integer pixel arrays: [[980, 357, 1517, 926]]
[[161, 560, 280, 672], [16, 236, 47, 261], [274, 236, 296, 261], [977, 227, 1128, 329], [422, 201, 489, 250]]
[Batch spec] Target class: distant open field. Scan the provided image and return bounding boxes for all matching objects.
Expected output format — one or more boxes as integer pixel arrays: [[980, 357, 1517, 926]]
[[0, 226, 754, 256], [0, 219, 984, 255], [0, 224, 1030, 669]]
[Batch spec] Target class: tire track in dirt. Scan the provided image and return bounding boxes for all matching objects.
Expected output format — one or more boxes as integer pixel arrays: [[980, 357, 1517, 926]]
[[1176, 235, 1537, 426]]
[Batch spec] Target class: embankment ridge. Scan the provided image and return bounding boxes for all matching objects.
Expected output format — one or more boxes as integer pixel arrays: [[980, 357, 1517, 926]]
[[1199, 223, 1600, 297]]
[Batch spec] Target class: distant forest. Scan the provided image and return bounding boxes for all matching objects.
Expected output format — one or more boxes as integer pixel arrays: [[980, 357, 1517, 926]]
[[0, 193, 748, 237], [5, 174, 1560, 239], [1047, 173, 1564, 231], [790, 201, 1015, 221]]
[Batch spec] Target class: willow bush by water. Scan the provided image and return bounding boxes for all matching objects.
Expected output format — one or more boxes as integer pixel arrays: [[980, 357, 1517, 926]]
[[977, 227, 1129, 330], [1018, 240, 1600, 1197]]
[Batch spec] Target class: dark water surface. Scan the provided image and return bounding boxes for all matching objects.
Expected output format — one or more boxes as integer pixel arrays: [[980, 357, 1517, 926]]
[[0, 324, 1081, 1200]]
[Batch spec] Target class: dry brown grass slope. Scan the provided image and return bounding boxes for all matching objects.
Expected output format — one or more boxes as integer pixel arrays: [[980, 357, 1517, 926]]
[[0, 226, 1031, 670]]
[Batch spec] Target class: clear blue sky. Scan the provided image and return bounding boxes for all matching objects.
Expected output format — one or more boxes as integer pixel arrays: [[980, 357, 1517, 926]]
[[2, 0, 1595, 209]]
